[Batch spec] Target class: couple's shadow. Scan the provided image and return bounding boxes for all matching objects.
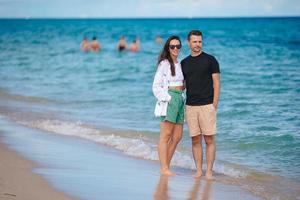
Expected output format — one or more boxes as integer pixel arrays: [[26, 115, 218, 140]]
[[153, 175, 212, 200]]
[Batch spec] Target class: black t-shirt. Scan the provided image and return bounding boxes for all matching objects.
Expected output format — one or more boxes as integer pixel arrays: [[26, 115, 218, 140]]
[[181, 52, 220, 106]]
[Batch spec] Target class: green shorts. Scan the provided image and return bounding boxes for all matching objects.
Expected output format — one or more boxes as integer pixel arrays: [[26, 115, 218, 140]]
[[160, 89, 184, 124]]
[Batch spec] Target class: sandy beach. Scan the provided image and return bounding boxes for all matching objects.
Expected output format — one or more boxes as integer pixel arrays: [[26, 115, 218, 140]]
[[0, 116, 264, 200], [1, 17, 299, 200], [0, 139, 75, 200]]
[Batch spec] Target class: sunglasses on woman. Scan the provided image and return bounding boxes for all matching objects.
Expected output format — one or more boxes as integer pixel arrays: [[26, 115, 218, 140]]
[[169, 44, 182, 50]]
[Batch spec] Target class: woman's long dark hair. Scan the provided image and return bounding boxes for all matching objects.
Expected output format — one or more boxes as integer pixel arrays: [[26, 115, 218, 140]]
[[157, 35, 181, 76]]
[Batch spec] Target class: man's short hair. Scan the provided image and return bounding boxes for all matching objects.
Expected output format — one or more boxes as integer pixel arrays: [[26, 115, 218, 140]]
[[187, 30, 203, 41]]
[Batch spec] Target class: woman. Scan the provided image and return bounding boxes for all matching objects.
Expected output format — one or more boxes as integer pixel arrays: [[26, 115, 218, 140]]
[[129, 38, 140, 52], [80, 37, 90, 52], [152, 35, 185, 176]]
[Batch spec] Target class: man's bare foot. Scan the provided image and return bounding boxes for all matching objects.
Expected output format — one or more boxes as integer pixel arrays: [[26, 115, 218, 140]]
[[205, 170, 214, 180], [160, 169, 176, 176], [194, 171, 203, 178]]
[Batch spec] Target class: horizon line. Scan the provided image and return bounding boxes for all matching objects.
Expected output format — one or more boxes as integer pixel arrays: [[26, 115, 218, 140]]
[[0, 15, 299, 20]]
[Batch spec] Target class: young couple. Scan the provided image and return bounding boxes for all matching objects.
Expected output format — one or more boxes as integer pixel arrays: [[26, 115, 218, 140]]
[[152, 30, 220, 180]]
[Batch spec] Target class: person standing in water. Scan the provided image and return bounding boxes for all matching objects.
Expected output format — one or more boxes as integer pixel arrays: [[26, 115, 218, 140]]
[[80, 37, 90, 52], [153, 35, 185, 176], [129, 38, 140, 52], [155, 35, 163, 44], [181, 30, 220, 180], [117, 36, 127, 51], [90, 36, 101, 52]]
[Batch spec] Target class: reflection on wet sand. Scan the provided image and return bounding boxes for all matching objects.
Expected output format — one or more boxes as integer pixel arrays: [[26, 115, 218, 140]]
[[154, 176, 170, 200], [153, 175, 212, 200], [188, 178, 212, 200]]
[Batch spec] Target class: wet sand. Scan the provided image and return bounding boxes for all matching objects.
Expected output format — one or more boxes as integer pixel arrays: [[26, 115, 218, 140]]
[[0, 117, 263, 200], [0, 141, 76, 200]]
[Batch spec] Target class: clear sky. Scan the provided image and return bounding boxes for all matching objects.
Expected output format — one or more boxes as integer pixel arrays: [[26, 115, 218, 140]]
[[0, 0, 299, 18]]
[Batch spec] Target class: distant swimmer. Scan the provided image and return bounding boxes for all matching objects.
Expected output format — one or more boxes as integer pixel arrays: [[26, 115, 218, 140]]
[[129, 38, 140, 52], [117, 36, 127, 51], [155, 35, 163, 44], [80, 37, 90, 52], [90, 36, 101, 52]]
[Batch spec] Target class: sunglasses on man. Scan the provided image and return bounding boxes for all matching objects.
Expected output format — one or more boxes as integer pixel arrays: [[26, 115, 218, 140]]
[[169, 44, 182, 50]]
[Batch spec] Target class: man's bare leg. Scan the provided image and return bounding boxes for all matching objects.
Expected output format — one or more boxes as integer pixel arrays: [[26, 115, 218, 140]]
[[204, 135, 215, 180], [192, 135, 203, 178]]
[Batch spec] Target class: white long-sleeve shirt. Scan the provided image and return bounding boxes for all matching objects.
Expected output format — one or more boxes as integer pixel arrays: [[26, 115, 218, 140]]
[[152, 59, 184, 116]]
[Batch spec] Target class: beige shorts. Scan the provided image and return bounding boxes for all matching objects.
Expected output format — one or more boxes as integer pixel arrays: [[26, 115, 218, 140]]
[[185, 104, 217, 137]]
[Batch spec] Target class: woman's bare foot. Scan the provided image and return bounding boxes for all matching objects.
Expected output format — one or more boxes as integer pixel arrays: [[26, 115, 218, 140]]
[[194, 170, 202, 178], [160, 169, 176, 176], [205, 170, 214, 180]]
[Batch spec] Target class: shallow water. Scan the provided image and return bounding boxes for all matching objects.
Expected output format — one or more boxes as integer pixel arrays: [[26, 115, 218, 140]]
[[0, 18, 299, 192]]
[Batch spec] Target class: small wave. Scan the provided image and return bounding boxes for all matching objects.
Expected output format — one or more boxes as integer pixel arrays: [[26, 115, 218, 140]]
[[63, 99, 110, 105], [16, 118, 248, 178], [63, 49, 78, 54], [0, 90, 55, 104], [96, 77, 134, 84], [288, 40, 300, 45], [256, 125, 280, 132]]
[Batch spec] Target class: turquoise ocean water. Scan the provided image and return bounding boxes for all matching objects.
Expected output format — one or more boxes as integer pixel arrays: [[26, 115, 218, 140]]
[[0, 18, 299, 198]]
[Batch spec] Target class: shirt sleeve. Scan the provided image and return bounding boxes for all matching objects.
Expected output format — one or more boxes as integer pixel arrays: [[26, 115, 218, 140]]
[[180, 60, 186, 78], [211, 56, 220, 74], [152, 61, 172, 102]]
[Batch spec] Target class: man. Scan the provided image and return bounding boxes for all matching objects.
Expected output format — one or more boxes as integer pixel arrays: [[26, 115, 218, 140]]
[[181, 30, 220, 180], [117, 36, 127, 51]]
